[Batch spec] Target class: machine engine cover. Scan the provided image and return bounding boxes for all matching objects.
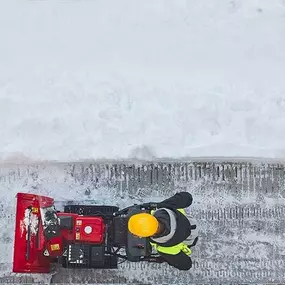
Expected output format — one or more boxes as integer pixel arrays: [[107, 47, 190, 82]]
[[74, 216, 105, 243]]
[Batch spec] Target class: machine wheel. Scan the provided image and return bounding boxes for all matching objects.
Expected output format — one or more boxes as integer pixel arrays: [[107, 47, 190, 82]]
[[63, 205, 119, 216], [105, 255, 118, 269]]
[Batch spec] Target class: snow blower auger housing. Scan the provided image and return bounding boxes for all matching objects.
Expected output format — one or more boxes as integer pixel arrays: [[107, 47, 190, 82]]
[[13, 192, 162, 273]]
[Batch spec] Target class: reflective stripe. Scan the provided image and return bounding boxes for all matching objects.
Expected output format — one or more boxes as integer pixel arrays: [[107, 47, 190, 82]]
[[150, 242, 192, 256], [150, 207, 193, 256], [184, 216, 198, 247], [177, 208, 186, 215], [150, 208, 177, 244], [178, 208, 198, 247]]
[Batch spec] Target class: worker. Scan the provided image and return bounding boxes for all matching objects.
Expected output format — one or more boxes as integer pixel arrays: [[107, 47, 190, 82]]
[[128, 191, 198, 270]]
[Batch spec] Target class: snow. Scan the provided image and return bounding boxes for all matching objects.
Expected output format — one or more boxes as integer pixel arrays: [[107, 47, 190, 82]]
[[1, 0, 285, 163], [21, 208, 39, 237]]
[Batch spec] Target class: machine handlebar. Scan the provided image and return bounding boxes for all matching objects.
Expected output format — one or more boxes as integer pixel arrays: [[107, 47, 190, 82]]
[[113, 202, 159, 217]]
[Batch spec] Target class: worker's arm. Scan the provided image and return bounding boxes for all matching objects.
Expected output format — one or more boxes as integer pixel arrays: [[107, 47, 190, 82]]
[[158, 192, 193, 209], [158, 251, 192, 270]]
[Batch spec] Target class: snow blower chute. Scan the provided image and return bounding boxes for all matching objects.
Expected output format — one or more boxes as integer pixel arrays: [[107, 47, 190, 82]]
[[13, 192, 56, 273]]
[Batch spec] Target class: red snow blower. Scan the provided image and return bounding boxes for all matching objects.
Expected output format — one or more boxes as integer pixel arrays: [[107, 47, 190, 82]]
[[13, 192, 162, 273]]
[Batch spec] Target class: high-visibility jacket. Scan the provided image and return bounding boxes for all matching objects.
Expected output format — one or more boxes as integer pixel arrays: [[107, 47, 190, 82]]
[[150, 208, 192, 256], [146, 191, 196, 270]]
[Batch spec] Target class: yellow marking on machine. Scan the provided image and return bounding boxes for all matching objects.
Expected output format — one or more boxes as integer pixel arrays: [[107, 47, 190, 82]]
[[50, 244, 60, 251], [76, 233, 80, 240], [32, 207, 39, 213]]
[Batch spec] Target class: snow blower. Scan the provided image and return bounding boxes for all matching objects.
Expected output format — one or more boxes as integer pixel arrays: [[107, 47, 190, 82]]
[[12, 192, 162, 273]]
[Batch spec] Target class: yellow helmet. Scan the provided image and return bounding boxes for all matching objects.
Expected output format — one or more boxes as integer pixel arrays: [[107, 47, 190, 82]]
[[128, 213, 159, 237]]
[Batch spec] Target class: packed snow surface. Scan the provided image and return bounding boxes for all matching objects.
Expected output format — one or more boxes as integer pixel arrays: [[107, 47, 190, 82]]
[[1, 0, 285, 162]]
